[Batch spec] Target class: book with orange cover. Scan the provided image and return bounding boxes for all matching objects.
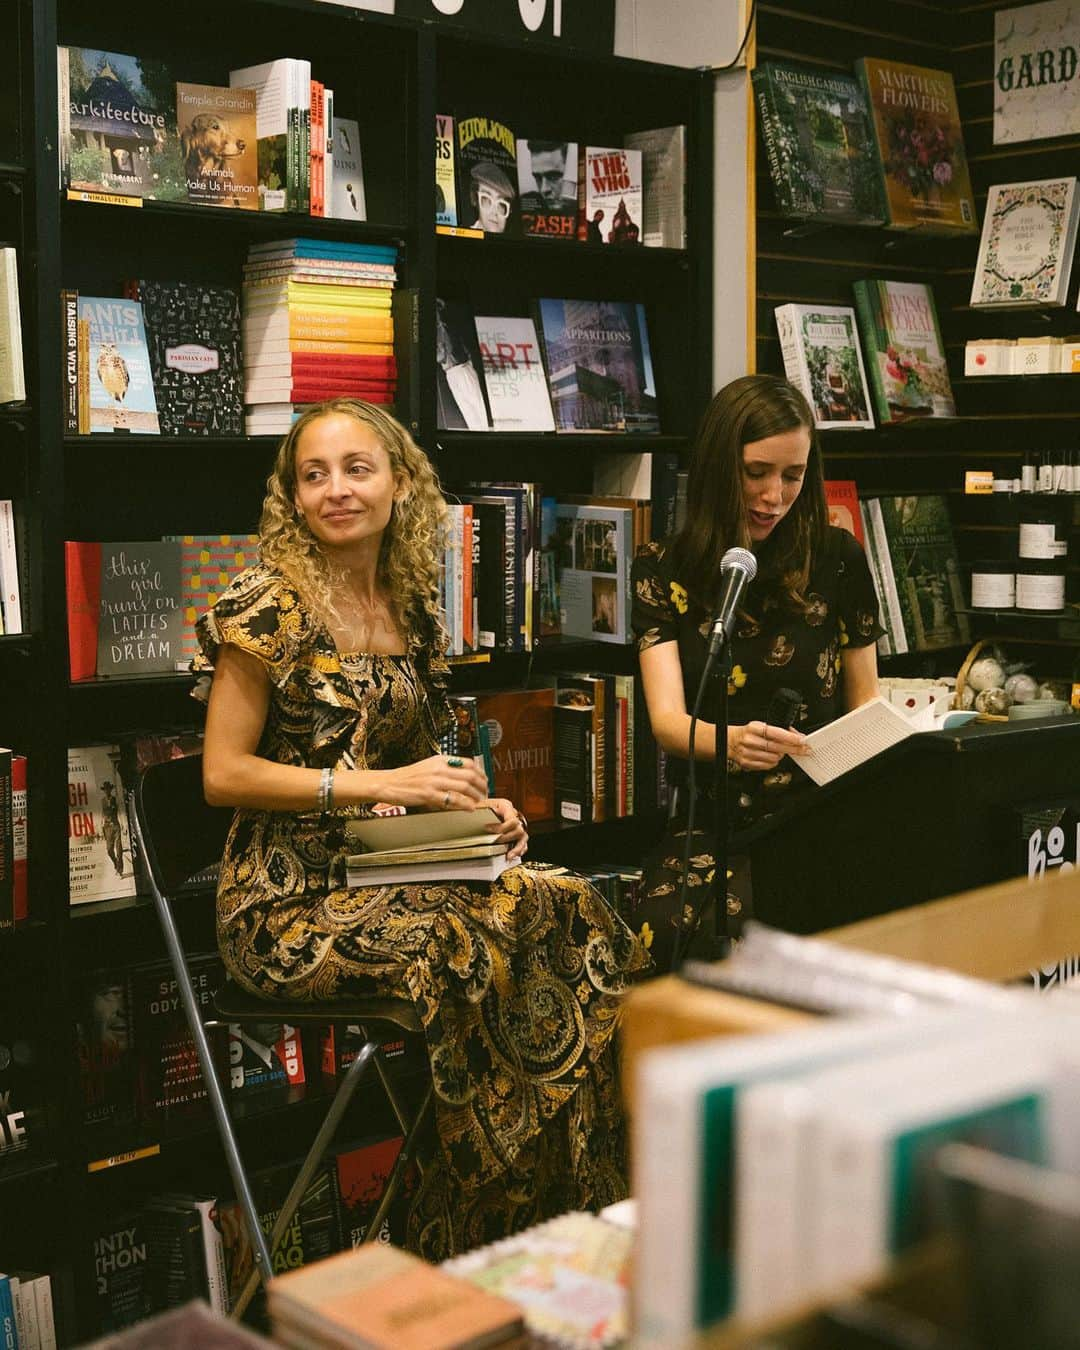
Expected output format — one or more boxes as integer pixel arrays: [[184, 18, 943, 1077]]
[[268, 1243, 525, 1350]]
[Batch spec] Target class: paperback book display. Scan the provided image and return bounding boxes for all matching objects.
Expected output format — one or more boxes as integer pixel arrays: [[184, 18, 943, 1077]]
[[67, 743, 137, 905], [455, 113, 519, 235], [752, 61, 885, 226], [77, 294, 160, 434], [578, 145, 643, 244], [970, 177, 1080, 308], [852, 279, 955, 423], [774, 302, 874, 429], [176, 82, 258, 209], [856, 56, 977, 234]]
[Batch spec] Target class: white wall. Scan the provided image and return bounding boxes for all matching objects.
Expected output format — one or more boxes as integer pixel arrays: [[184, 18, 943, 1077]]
[[615, 0, 753, 391]]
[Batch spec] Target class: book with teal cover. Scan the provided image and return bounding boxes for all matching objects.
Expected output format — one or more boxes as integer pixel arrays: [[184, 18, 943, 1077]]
[[876, 494, 970, 652], [752, 61, 884, 226], [77, 295, 160, 434]]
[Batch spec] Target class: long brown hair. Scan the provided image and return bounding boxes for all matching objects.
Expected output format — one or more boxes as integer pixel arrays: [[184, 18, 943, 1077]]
[[671, 374, 827, 611], [259, 399, 447, 642]]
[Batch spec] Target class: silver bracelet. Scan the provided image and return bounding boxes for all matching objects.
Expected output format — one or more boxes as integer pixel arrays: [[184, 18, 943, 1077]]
[[318, 766, 332, 812], [326, 767, 335, 811]]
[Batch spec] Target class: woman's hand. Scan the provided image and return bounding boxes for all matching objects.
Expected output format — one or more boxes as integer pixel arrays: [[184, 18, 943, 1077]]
[[373, 754, 490, 812], [485, 798, 529, 862], [727, 721, 808, 772]]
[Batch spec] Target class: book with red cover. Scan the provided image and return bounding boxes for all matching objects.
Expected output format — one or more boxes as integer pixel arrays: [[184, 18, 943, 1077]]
[[476, 688, 555, 822], [333, 1134, 414, 1247], [824, 480, 864, 547], [65, 540, 102, 682]]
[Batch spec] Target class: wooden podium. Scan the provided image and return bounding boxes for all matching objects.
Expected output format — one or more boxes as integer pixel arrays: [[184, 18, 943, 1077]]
[[733, 715, 1080, 934]]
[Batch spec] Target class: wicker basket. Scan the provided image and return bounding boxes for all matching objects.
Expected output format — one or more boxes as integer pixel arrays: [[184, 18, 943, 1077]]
[[953, 638, 1009, 721]]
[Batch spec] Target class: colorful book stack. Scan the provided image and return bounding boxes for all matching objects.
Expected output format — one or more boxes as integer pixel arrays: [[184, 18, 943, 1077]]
[[241, 237, 398, 436]]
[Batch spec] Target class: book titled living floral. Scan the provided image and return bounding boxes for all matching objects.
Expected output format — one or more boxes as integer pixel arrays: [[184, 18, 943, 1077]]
[[970, 176, 1080, 308], [852, 280, 955, 424], [775, 303, 874, 430], [856, 57, 977, 235]]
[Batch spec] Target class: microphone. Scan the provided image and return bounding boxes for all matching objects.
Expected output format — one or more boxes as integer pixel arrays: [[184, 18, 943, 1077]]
[[764, 686, 802, 731], [707, 547, 757, 656]]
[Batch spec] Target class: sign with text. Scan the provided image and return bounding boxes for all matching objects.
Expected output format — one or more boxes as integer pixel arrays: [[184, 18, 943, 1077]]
[[319, 0, 615, 53], [96, 542, 184, 677], [994, 0, 1080, 143]]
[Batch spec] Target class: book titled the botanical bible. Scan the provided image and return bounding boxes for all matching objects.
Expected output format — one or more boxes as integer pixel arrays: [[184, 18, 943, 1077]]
[[970, 177, 1079, 308]]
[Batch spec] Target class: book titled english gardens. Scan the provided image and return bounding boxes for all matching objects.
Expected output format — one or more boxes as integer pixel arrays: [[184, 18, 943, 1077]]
[[856, 57, 977, 235]]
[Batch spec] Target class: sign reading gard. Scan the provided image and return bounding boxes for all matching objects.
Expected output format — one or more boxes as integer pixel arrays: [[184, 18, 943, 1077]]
[[994, 0, 1080, 143], [319, 0, 615, 53]]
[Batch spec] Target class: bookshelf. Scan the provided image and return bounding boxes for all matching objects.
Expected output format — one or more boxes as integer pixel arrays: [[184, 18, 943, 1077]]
[[5, 0, 713, 1338], [753, 0, 1080, 686]]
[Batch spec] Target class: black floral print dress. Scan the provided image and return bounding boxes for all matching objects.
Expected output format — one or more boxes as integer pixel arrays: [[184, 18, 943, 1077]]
[[630, 526, 883, 972], [196, 566, 650, 1259]]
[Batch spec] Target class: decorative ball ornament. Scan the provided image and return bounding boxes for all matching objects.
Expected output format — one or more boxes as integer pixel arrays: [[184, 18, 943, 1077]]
[[1004, 673, 1038, 703], [975, 687, 1011, 716], [967, 656, 1006, 692], [1037, 681, 1070, 702], [957, 685, 976, 710]]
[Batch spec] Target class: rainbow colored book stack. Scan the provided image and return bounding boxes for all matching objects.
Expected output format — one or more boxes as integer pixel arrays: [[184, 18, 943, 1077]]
[[241, 237, 398, 435]]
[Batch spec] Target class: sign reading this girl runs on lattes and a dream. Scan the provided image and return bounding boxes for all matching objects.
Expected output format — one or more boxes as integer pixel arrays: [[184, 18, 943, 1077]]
[[995, 0, 1080, 143]]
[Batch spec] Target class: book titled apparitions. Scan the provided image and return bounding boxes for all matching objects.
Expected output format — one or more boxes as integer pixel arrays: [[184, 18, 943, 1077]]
[[68, 744, 137, 905], [59, 47, 184, 201], [775, 303, 874, 429], [77, 295, 160, 434], [176, 82, 258, 209], [752, 61, 884, 226], [856, 57, 977, 234], [455, 113, 519, 235], [538, 298, 660, 433], [136, 280, 243, 436]]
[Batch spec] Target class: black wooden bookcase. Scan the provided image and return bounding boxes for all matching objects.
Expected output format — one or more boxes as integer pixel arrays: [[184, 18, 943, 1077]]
[[0, 0, 713, 1338]]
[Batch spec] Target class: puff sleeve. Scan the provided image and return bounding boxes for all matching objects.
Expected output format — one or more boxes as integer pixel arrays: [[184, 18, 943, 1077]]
[[631, 543, 682, 653], [833, 527, 886, 649], [195, 565, 313, 687]]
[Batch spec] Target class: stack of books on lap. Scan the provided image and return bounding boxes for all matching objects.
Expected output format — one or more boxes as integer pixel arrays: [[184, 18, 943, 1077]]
[[242, 237, 398, 435], [344, 807, 508, 887]]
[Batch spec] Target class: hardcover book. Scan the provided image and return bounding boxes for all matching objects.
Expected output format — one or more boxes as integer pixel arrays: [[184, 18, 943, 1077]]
[[89, 1211, 150, 1333], [553, 502, 633, 644], [228, 1022, 305, 1096], [625, 124, 687, 247], [824, 480, 865, 547], [435, 298, 491, 431], [176, 83, 258, 209], [475, 688, 555, 822], [517, 138, 578, 238], [852, 279, 955, 423], [856, 56, 977, 234], [875, 494, 970, 652], [229, 59, 309, 213], [330, 116, 366, 221], [0, 247, 25, 406], [77, 295, 160, 434], [435, 114, 456, 225], [474, 314, 555, 431], [970, 177, 1080, 308], [165, 534, 261, 670], [333, 1134, 413, 1247], [136, 281, 243, 436], [455, 113, 519, 235], [752, 62, 884, 226], [67, 744, 137, 905], [76, 967, 136, 1135], [774, 303, 875, 429], [0, 1001, 42, 1163], [59, 47, 184, 201], [96, 540, 184, 678], [578, 145, 643, 244], [537, 298, 659, 433]]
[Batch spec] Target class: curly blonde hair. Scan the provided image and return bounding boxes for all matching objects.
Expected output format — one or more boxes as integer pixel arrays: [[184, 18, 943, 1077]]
[[259, 399, 448, 642]]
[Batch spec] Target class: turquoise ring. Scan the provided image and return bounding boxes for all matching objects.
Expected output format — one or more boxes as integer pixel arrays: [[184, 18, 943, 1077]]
[[447, 756, 465, 768]]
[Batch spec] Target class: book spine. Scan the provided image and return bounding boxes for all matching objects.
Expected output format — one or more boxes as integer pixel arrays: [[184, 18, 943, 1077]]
[[61, 290, 79, 434], [32, 1278, 55, 1350], [12, 1277, 36, 1350], [774, 306, 814, 413], [0, 1277, 16, 1350], [194, 1200, 228, 1316], [11, 756, 26, 923], [866, 498, 908, 654], [859, 501, 892, 658], [851, 281, 891, 426], [500, 497, 519, 652], [0, 500, 22, 634], [854, 60, 895, 229], [0, 748, 12, 929], [299, 64, 311, 215], [753, 70, 792, 216], [76, 318, 90, 433]]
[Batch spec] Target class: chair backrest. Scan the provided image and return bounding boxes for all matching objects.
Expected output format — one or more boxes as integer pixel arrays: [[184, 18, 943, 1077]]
[[133, 753, 232, 898]]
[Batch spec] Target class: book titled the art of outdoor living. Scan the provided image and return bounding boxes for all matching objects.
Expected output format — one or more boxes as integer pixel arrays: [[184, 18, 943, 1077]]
[[856, 57, 977, 234], [58, 47, 185, 202], [970, 177, 1080, 308], [752, 61, 885, 226], [852, 280, 955, 424], [876, 494, 970, 653], [537, 298, 660, 433], [77, 295, 161, 434], [775, 303, 874, 430]]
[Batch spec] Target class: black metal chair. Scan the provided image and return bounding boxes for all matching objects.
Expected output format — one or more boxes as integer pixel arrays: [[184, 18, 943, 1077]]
[[131, 753, 433, 1319]]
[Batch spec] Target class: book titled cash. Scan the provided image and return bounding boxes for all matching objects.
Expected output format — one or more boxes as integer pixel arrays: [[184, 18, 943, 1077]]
[[970, 176, 1079, 308]]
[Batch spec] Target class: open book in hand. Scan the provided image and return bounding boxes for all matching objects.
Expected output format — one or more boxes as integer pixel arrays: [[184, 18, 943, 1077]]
[[798, 694, 941, 787], [344, 806, 510, 887]]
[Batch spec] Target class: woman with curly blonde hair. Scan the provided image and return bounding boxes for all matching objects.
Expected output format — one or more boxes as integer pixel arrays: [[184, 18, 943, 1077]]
[[198, 400, 649, 1260]]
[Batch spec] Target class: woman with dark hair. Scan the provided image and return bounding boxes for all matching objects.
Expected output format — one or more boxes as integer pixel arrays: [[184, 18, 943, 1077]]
[[630, 374, 883, 972], [197, 398, 648, 1258]]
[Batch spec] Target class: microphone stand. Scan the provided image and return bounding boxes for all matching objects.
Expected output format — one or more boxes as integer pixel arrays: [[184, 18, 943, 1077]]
[[708, 639, 733, 956]]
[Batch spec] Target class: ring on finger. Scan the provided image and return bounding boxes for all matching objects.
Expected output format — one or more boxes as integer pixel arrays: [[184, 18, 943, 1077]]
[[762, 722, 769, 744], [447, 756, 464, 768]]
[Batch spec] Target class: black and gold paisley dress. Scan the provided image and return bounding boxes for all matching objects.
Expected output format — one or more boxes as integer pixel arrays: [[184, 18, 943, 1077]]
[[630, 526, 884, 972], [196, 565, 650, 1259]]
